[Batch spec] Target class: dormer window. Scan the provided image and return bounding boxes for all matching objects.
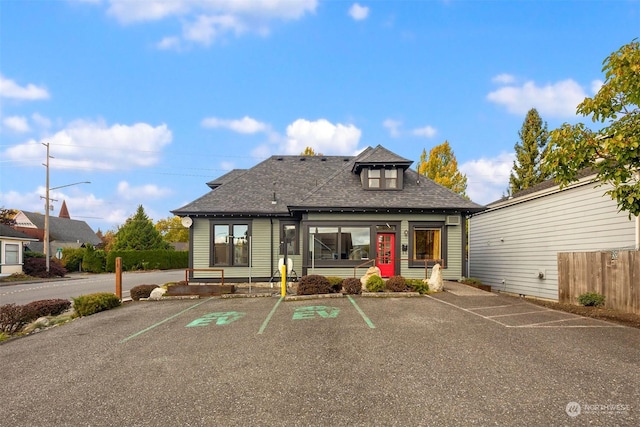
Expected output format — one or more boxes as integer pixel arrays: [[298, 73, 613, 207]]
[[368, 169, 381, 188], [363, 168, 401, 190]]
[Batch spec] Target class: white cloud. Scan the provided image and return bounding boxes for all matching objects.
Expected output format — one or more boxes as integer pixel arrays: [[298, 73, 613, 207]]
[[220, 161, 235, 171], [31, 113, 52, 129], [349, 3, 369, 21], [201, 116, 270, 134], [412, 125, 437, 138], [3, 116, 30, 133], [2, 119, 172, 171], [117, 181, 172, 200], [460, 152, 515, 205], [156, 36, 182, 50], [0, 75, 50, 100], [284, 118, 362, 155], [383, 119, 402, 138], [487, 78, 587, 118], [98, 0, 318, 47], [591, 79, 603, 95], [491, 73, 516, 85]]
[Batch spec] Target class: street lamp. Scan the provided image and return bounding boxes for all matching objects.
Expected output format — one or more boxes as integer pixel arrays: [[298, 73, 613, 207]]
[[42, 142, 90, 273]]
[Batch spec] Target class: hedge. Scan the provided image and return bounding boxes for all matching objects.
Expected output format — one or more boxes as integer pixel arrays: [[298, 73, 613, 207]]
[[105, 250, 188, 272]]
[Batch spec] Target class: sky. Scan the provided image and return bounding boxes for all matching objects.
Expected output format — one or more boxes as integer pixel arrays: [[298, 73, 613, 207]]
[[1, 0, 639, 233]]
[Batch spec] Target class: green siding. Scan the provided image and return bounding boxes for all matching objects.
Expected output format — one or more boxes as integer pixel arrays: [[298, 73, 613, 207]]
[[190, 213, 464, 281]]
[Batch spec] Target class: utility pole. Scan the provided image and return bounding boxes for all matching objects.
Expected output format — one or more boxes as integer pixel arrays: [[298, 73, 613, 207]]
[[42, 142, 52, 273]]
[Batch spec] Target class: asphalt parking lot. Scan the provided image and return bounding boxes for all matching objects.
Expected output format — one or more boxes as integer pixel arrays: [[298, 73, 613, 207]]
[[1, 287, 638, 426]]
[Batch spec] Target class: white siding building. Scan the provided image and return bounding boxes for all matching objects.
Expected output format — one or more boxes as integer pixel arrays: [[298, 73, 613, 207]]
[[469, 174, 636, 300]]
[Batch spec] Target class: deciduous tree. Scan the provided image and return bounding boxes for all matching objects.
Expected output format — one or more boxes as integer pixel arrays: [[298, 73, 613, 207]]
[[417, 141, 468, 197], [155, 216, 189, 243], [545, 40, 640, 216], [300, 146, 323, 156], [509, 108, 550, 194]]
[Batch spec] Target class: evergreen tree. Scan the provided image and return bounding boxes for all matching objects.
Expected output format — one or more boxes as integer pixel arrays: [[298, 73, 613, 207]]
[[417, 141, 468, 197], [113, 205, 170, 251], [509, 108, 550, 194]]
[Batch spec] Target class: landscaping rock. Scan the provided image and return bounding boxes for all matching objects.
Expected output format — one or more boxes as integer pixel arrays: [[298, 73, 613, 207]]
[[149, 287, 167, 300], [427, 263, 444, 292], [360, 266, 382, 290]]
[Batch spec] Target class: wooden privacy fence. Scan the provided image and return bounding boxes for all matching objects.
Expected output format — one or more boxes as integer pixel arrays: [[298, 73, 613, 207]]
[[558, 251, 640, 315]]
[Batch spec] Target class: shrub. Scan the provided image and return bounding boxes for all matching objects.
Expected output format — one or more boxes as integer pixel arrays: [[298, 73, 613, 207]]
[[62, 248, 85, 272], [406, 279, 429, 294], [72, 293, 121, 317], [326, 276, 345, 293], [82, 245, 106, 273], [25, 299, 71, 318], [342, 277, 363, 295], [23, 257, 67, 278], [385, 275, 408, 292], [297, 275, 332, 295], [130, 284, 159, 301], [577, 292, 606, 307], [105, 250, 188, 272], [366, 275, 385, 292], [0, 303, 37, 334], [461, 277, 483, 285]]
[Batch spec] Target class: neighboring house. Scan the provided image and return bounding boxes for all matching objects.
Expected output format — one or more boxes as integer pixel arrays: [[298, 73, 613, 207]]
[[172, 145, 484, 283], [13, 202, 101, 255], [0, 223, 38, 276], [469, 171, 636, 300]]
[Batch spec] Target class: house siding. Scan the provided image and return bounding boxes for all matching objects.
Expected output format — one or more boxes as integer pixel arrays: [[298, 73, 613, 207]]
[[190, 218, 302, 282], [469, 180, 635, 300], [305, 212, 463, 280]]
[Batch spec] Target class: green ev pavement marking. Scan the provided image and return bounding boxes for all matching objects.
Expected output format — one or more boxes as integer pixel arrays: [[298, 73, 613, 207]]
[[120, 297, 214, 343], [186, 311, 245, 327], [292, 306, 340, 320]]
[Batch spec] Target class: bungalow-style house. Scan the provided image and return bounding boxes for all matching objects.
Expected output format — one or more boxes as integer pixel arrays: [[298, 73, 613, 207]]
[[13, 201, 102, 255], [172, 145, 484, 283], [0, 223, 38, 276], [468, 171, 637, 300]]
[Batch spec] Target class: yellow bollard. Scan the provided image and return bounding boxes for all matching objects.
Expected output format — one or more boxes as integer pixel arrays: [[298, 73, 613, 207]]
[[281, 263, 287, 297]]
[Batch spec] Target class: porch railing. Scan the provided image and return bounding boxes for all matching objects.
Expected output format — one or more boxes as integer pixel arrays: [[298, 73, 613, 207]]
[[185, 268, 225, 284]]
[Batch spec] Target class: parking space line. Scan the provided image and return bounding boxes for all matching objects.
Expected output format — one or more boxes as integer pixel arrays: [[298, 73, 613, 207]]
[[120, 298, 214, 343], [258, 297, 283, 334], [469, 303, 529, 310], [347, 296, 376, 329], [485, 309, 552, 318], [427, 295, 624, 328]]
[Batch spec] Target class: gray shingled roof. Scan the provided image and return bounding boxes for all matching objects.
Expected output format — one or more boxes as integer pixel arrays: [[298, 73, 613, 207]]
[[173, 145, 485, 216], [19, 211, 101, 246]]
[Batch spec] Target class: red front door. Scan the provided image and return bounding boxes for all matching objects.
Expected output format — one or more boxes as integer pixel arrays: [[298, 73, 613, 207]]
[[376, 233, 395, 277]]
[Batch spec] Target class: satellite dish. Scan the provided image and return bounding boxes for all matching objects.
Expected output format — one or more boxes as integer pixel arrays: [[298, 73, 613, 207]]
[[181, 216, 193, 228]]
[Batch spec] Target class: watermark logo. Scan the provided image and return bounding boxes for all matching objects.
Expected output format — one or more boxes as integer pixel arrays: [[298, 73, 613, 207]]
[[566, 401, 630, 417], [566, 402, 581, 417]]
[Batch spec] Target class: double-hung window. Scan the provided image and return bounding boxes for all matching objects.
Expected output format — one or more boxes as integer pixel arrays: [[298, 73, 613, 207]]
[[4, 244, 19, 265], [363, 168, 401, 190], [211, 222, 250, 266]]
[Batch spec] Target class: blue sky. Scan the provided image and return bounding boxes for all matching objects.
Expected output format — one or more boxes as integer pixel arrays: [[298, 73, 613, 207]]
[[1, 0, 638, 232]]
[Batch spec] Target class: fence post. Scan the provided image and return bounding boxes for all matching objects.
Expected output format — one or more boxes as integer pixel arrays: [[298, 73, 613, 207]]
[[115, 257, 122, 301]]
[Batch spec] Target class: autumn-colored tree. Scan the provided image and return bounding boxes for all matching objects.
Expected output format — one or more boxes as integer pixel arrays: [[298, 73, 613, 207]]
[[300, 146, 323, 156], [0, 208, 17, 226], [155, 216, 189, 243], [416, 141, 468, 197], [509, 108, 550, 194], [112, 205, 171, 251], [545, 40, 640, 217]]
